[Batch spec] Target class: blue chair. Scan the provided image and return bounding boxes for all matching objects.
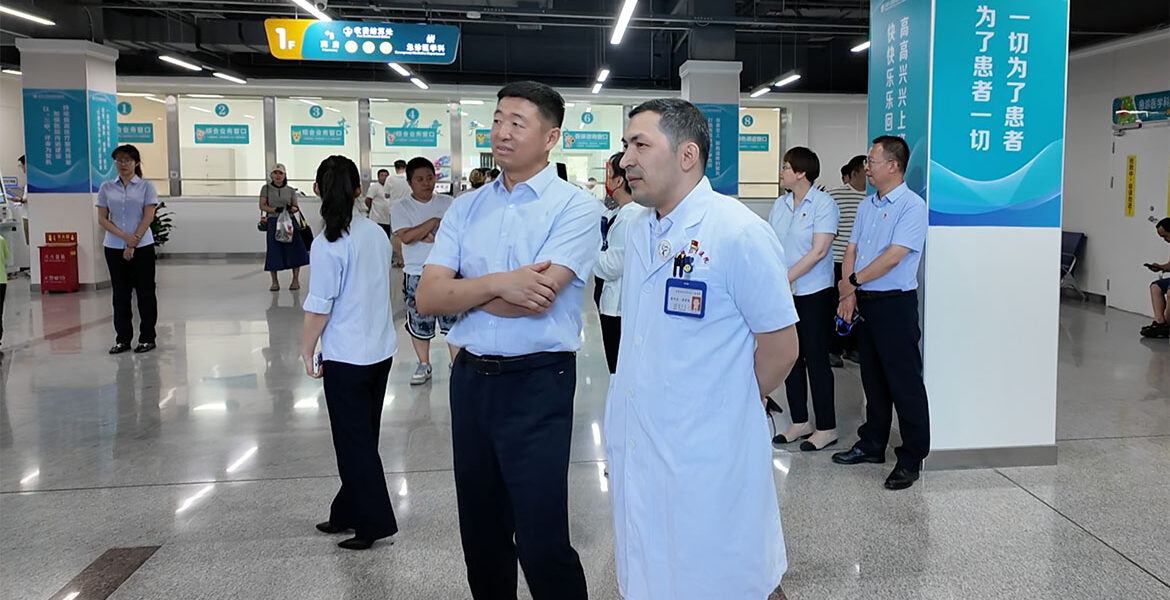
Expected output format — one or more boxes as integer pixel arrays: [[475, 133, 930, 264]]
[[1061, 231, 1086, 300]]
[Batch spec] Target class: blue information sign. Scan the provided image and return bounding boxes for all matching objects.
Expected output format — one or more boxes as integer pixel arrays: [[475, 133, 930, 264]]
[[474, 129, 491, 148], [1113, 90, 1170, 125], [309, 105, 323, 119], [868, 0, 932, 198], [927, 0, 1067, 227], [741, 115, 754, 127], [117, 102, 133, 116], [88, 91, 118, 191], [385, 127, 437, 147], [22, 89, 90, 193], [562, 131, 610, 150], [739, 134, 769, 152], [581, 112, 595, 125], [292, 125, 346, 146], [215, 103, 230, 117], [695, 103, 739, 196], [266, 19, 460, 65], [118, 123, 155, 144], [194, 124, 250, 144]]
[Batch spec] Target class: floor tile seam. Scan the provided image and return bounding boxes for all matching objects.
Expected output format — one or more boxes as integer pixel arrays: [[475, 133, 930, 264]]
[[1055, 434, 1170, 442], [0, 459, 609, 496], [993, 468, 1170, 590]]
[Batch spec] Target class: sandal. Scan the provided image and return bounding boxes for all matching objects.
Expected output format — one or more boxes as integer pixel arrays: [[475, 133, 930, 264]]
[[289, 282, 301, 291], [269, 282, 280, 292]]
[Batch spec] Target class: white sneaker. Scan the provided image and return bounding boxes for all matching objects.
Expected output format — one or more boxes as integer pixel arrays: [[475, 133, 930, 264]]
[[411, 363, 433, 385]]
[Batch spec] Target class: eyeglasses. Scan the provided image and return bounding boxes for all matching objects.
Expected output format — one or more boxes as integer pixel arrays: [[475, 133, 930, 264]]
[[864, 158, 892, 167], [114, 157, 137, 164]]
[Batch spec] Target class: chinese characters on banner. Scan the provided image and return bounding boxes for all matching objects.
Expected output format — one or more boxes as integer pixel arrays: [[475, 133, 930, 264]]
[[562, 131, 611, 150], [117, 123, 155, 144], [88, 91, 118, 191], [868, 0, 931, 196], [926, 0, 1067, 227], [695, 103, 739, 196], [193, 124, 251, 144], [291, 125, 346, 146], [385, 127, 438, 147], [22, 89, 91, 193]]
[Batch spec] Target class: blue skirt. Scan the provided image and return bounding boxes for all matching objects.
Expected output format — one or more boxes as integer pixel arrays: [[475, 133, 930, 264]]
[[265, 215, 310, 272]]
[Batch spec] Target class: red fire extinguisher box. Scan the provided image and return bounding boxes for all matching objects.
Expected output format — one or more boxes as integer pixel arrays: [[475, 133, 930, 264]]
[[40, 232, 80, 294]]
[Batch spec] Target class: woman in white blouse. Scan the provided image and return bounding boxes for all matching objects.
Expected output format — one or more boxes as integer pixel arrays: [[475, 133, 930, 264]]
[[300, 155, 398, 550], [594, 152, 639, 374]]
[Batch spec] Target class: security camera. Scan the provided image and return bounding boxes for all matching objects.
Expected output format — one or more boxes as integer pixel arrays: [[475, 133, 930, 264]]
[[314, 0, 328, 11]]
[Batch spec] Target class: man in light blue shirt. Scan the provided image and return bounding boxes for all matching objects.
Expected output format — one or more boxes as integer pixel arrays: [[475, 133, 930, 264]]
[[416, 81, 596, 600], [768, 146, 840, 452], [832, 135, 931, 491]]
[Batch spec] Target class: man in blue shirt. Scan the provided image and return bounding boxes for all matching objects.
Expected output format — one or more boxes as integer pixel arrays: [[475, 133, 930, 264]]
[[831, 135, 930, 491], [416, 81, 597, 600]]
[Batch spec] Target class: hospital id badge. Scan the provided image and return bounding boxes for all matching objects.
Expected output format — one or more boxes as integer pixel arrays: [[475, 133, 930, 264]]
[[664, 278, 706, 318]]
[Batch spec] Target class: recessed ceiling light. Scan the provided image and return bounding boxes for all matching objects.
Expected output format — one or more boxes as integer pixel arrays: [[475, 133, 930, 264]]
[[213, 72, 247, 85], [850, 41, 871, 53], [159, 55, 202, 72], [410, 77, 429, 90], [1, 68, 21, 76], [591, 83, 602, 94], [0, 4, 56, 26], [388, 63, 410, 77]]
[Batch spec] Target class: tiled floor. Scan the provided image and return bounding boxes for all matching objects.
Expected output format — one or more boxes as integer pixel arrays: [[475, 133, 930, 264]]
[[0, 259, 1167, 599]]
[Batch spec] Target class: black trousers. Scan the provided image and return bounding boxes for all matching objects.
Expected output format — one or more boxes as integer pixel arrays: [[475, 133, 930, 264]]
[[785, 287, 836, 430], [599, 314, 621, 374], [450, 352, 587, 600], [592, 276, 604, 310], [322, 357, 398, 540], [0, 282, 6, 342], [854, 291, 931, 467], [104, 245, 158, 345], [831, 262, 858, 354]]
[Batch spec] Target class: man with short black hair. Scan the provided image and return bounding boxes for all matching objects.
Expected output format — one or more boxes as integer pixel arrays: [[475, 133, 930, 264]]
[[608, 97, 799, 599], [1141, 217, 1170, 338], [364, 168, 389, 222], [416, 80, 595, 600], [832, 135, 931, 491]]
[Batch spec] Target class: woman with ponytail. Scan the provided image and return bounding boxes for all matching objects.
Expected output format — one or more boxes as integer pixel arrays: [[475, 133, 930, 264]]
[[300, 155, 399, 550], [97, 144, 159, 354]]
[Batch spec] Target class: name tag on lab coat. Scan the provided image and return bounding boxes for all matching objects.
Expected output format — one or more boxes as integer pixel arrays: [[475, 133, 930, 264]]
[[664, 278, 706, 318]]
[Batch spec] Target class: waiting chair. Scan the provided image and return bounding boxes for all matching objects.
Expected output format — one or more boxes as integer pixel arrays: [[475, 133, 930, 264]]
[[1060, 231, 1086, 300]]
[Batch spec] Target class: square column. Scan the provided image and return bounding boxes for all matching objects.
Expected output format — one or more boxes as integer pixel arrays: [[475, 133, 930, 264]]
[[680, 60, 742, 197], [867, 0, 1069, 468], [16, 39, 120, 289]]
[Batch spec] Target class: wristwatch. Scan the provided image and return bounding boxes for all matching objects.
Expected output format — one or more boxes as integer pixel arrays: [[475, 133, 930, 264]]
[[848, 272, 860, 287]]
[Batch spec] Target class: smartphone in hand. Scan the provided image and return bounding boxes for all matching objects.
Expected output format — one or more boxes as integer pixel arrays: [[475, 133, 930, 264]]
[[313, 352, 323, 373]]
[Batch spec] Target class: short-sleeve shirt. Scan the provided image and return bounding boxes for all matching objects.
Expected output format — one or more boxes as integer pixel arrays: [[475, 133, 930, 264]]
[[828, 185, 866, 263], [366, 181, 390, 224], [391, 193, 455, 276], [96, 176, 160, 249], [260, 183, 296, 210], [848, 182, 927, 291], [425, 162, 601, 357], [768, 186, 839, 296], [302, 211, 398, 365]]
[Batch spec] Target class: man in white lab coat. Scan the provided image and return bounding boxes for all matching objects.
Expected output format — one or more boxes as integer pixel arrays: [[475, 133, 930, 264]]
[[606, 98, 801, 600]]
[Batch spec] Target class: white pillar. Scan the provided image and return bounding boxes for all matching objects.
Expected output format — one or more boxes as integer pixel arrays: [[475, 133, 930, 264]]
[[16, 39, 119, 289], [679, 60, 742, 197]]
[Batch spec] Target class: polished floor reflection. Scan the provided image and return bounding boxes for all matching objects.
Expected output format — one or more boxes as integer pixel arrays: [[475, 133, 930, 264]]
[[0, 259, 1167, 599]]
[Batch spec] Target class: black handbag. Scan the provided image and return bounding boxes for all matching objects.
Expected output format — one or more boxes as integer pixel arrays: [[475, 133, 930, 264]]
[[295, 211, 313, 251]]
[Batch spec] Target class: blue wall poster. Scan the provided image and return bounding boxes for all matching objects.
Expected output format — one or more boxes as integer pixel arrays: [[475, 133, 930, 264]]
[[562, 131, 610, 150], [265, 19, 459, 65], [474, 129, 491, 148], [22, 89, 90, 193], [385, 127, 437, 147], [927, 0, 1068, 227], [194, 124, 250, 144], [695, 103, 739, 197], [291, 125, 346, 146], [739, 134, 769, 152], [117, 123, 155, 144], [868, 0, 932, 198], [88, 91, 118, 192]]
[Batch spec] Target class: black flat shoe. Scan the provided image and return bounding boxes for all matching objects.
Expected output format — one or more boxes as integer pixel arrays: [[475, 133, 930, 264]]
[[884, 465, 920, 490], [772, 432, 813, 445], [800, 438, 838, 452], [831, 446, 886, 465], [315, 521, 350, 534], [109, 343, 131, 355], [133, 342, 156, 353], [337, 536, 379, 550]]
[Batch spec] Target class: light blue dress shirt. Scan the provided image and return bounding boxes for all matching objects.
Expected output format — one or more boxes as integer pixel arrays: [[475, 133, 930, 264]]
[[303, 211, 398, 366], [848, 182, 927, 292], [426, 162, 601, 357], [768, 186, 839, 296], [96, 176, 159, 249]]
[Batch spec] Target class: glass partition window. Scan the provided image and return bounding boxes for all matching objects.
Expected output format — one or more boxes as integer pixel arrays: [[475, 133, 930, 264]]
[[177, 96, 265, 196], [275, 98, 360, 193], [738, 107, 782, 199], [458, 103, 496, 175], [370, 101, 452, 180], [114, 95, 170, 195]]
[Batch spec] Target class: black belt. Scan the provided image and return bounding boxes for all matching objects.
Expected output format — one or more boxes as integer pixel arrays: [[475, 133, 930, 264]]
[[856, 289, 912, 300], [458, 351, 574, 375]]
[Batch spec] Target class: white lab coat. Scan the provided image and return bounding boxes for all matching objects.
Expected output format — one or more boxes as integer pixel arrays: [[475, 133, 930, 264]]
[[605, 178, 799, 600], [594, 201, 640, 317]]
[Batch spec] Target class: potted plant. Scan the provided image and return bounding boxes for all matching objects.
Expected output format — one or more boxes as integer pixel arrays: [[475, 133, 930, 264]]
[[150, 200, 174, 256]]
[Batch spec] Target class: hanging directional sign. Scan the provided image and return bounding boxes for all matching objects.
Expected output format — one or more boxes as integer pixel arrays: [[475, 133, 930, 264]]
[[265, 19, 459, 65]]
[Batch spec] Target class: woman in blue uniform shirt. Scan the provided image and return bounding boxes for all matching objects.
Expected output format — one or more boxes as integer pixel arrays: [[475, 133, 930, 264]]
[[300, 155, 399, 550], [96, 144, 160, 354]]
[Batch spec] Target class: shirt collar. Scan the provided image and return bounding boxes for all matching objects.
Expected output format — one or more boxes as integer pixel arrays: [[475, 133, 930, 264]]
[[781, 186, 824, 211], [875, 182, 909, 206], [489, 162, 558, 200], [651, 176, 711, 236]]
